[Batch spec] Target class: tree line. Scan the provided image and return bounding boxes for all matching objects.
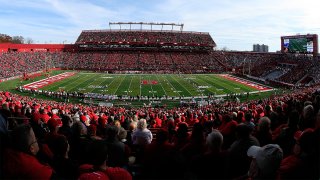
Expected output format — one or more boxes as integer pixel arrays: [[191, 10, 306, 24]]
[[0, 33, 33, 44]]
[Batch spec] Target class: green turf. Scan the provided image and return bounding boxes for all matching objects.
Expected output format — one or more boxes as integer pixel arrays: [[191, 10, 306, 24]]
[[0, 70, 282, 108], [39, 72, 270, 97]]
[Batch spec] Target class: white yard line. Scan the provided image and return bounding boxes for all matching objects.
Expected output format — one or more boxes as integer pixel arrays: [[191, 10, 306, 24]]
[[172, 75, 193, 96], [113, 75, 126, 95], [155, 75, 167, 96], [127, 75, 133, 96], [87, 74, 107, 93], [139, 75, 141, 97], [148, 75, 155, 97], [164, 75, 181, 97]]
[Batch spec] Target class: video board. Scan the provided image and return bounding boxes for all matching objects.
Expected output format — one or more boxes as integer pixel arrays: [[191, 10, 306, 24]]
[[283, 37, 313, 53], [281, 34, 318, 55]]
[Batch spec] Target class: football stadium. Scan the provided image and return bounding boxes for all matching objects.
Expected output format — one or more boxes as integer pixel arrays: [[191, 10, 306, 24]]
[[0, 22, 282, 108], [0, 2, 320, 180]]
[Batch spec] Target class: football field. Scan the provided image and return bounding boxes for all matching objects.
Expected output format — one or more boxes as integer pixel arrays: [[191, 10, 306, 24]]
[[22, 72, 273, 98]]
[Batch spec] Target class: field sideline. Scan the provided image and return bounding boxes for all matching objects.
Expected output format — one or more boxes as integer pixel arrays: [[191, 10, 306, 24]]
[[22, 71, 274, 98]]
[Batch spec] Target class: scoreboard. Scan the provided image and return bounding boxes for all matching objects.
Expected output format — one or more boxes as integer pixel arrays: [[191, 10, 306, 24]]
[[281, 34, 318, 56]]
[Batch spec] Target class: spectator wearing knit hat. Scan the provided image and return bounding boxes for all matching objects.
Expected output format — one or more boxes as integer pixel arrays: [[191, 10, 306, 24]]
[[247, 144, 283, 179], [219, 113, 238, 149], [39, 108, 50, 124], [44, 118, 61, 147], [88, 124, 102, 140], [97, 114, 108, 138], [51, 108, 62, 127]]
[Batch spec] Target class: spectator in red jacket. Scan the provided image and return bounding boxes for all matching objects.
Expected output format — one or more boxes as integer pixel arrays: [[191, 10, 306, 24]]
[[2, 124, 54, 179]]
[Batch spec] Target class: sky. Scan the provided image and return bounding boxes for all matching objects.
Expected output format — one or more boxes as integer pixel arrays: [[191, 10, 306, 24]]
[[0, 0, 319, 52]]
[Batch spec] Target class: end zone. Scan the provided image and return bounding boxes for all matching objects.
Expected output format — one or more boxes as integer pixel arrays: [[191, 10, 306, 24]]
[[23, 72, 76, 90], [218, 74, 273, 91]]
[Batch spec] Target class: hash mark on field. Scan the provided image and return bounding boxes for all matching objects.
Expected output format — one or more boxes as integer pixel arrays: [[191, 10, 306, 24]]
[[68, 74, 97, 92], [89, 74, 109, 93]]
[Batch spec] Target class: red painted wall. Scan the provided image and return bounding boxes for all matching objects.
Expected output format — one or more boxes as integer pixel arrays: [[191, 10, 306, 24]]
[[0, 43, 77, 52]]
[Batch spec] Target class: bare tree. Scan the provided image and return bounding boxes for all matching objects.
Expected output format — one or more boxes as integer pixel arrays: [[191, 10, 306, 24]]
[[25, 37, 34, 44], [11, 36, 24, 44], [221, 46, 229, 51]]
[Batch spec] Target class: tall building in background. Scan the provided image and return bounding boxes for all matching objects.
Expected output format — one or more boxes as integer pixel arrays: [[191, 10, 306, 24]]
[[253, 44, 269, 52]]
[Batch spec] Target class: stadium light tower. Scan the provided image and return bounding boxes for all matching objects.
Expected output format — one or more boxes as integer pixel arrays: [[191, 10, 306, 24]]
[[242, 57, 248, 75], [109, 22, 184, 31]]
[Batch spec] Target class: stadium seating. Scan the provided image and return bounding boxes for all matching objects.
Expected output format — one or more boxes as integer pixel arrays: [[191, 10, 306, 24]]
[[1, 28, 320, 180], [76, 30, 215, 46], [1, 81, 320, 179]]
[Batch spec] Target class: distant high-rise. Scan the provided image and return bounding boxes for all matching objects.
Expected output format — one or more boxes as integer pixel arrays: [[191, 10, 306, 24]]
[[253, 44, 269, 52]]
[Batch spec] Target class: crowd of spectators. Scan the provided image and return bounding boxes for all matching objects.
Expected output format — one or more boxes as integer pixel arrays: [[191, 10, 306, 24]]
[[214, 51, 280, 76], [215, 51, 320, 86], [1, 30, 320, 179], [75, 51, 223, 73], [76, 30, 215, 46], [2, 48, 320, 87], [0, 51, 227, 75], [297, 60, 320, 85], [1, 82, 320, 179], [0, 52, 60, 79]]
